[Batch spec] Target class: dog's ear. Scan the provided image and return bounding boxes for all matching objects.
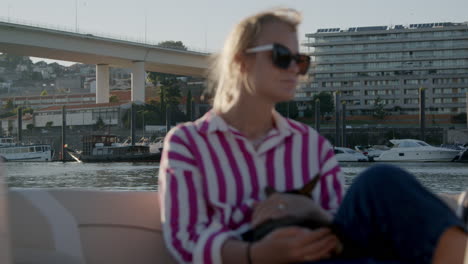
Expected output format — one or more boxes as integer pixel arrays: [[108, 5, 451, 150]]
[[297, 174, 321, 197], [265, 186, 278, 197]]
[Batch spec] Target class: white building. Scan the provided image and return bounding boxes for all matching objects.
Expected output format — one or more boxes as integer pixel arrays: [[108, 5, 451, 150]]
[[0, 90, 131, 110], [0, 114, 33, 135], [34, 102, 130, 128], [301, 22, 468, 120]]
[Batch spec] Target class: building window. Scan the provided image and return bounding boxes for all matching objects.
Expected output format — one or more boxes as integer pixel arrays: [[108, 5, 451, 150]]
[[404, 89, 418, 95], [404, 98, 419, 104], [443, 88, 452, 94]]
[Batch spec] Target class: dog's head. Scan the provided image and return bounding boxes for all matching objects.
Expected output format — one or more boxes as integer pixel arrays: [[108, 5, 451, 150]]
[[265, 174, 321, 197]]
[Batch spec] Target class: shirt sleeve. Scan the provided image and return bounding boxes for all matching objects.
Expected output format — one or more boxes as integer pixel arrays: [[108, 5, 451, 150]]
[[317, 135, 345, 215], [159, 126, 234, 264]]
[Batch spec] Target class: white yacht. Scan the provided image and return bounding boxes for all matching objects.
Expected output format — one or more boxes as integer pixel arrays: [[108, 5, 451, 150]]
[[0, 138, 53, 162], [354, 145, 390, 159], [375, 139, 460, 162], [334, 147, 369, 162], [135, 137, 164, 154]]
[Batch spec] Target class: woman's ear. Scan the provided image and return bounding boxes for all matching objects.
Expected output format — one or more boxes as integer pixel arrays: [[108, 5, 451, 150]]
[[234, 53, 249, 73]]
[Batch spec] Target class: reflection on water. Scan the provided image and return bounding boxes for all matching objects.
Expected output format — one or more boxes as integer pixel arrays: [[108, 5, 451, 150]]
[[5, 161, 468, 193], [6, 162, 159, 190]]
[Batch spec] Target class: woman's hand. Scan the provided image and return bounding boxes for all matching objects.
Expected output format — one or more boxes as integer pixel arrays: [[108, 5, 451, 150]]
[[251, 227, 339, 263], [251, 192, 332, 227]]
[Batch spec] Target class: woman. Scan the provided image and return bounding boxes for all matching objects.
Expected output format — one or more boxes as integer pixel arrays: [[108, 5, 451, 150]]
[[159, 8, 466, 264]]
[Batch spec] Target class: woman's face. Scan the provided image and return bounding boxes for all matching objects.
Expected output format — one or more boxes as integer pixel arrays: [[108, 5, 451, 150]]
[[244, 21, 300, 104]]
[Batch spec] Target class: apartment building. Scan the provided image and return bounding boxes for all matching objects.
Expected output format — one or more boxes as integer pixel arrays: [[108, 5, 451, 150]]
[[299, 22, 468, 123]]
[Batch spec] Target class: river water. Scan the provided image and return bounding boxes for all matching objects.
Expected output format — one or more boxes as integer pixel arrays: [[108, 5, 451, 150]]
[[4, 161, 468, 193]]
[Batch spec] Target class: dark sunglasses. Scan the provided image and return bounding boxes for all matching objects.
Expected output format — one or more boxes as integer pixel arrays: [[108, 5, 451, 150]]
[[246, 43, 310, 75]]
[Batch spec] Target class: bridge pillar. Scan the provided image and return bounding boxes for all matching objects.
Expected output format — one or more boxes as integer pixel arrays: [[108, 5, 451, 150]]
[[96, 64, 110, 103], [131, 61, 146, 103]]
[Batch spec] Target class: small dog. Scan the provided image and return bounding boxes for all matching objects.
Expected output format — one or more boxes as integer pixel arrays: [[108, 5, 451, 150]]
[[242, 174, 330, 242], [242, 175, 360, 258]]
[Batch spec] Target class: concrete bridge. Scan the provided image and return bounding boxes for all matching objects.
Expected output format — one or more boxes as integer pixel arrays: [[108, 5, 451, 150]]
[[0, 21, 210, 103]]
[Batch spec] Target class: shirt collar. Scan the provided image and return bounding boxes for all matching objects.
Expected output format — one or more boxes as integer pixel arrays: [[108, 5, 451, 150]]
[[195, 109, 307, 136]]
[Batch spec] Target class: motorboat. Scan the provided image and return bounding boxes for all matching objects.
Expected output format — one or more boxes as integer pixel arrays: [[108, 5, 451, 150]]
[[334, 147, 368, 162], [354, 145, 390, 160], [452, 148, 468, 163], [73, 135, 161, 162], [3, 189, 464, 264], [0, 167, 465, 264], [375, 139, 460, 162], [135, 137, 165, 154], [0, 137, 53, 162]]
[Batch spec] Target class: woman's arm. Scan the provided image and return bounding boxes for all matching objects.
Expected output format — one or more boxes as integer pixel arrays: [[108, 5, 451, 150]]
[[317, 135, 345, 214], [159, 126, 234, 264], [222, 228, 339, 264]]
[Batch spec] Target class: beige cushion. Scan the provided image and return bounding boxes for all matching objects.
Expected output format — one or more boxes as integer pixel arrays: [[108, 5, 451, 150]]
[[8, 189, 462, 264], [0, 165, 12, 264], [8, 190, 177, 264], [13, 248, 84, 264]]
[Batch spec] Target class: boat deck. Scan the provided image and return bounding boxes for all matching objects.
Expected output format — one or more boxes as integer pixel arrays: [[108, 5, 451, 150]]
[[4, 189, 464, 264]]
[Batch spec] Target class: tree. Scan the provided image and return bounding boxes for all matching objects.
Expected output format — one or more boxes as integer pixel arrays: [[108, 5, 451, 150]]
[[49, 62, 64, 77], [452, 113, 467, 124], [392, 106, 402, 115], [17, 107, 33, 115], [31, 72, 43, 81], [95, 117, 106, 130], [40, 89, 48, 96], [121, 102, 166, 128], [3, 99, 14, 111], [157, 40, 188, 51], [109, 95, 120, 103], [163, 84, 181, 106], [147, 71, 183, 124], [45, 121, 53, 129], [275, 101, 299, 119], [373, 97, 389, 120], [0, 54, 32, 70], [26, 124, 34, 132], [147, 71, 178, 87], [310, 92, 334, 121]]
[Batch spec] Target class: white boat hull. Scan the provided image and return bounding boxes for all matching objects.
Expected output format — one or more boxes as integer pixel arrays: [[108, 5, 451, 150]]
[[334, 147, 369, 162], [375, 149, 459, 162], [0, 145, 53, 162]]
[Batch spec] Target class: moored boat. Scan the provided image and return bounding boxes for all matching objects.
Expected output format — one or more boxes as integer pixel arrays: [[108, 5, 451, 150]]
[[0, 137, 53, 162], [134, 136, 164, 154], [334, 147, 369, 162], [77, 135, 161, 162], [452, 148, 468, 163], [375, 139, 460, 162]]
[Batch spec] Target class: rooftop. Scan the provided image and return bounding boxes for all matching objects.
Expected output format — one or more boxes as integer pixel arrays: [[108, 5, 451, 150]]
[[36, 101, 129, 112], [310, 22, 468, 35]]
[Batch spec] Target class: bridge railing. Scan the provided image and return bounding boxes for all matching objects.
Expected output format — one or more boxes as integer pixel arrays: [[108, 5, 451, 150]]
[[0, 16, 212, 55]]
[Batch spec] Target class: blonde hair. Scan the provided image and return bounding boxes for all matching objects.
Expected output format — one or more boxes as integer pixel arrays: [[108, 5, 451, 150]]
[[208, 8, 302, 113]]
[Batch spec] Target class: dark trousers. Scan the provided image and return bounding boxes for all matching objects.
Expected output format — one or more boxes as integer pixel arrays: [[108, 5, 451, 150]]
[[307, 164, 465, 264]]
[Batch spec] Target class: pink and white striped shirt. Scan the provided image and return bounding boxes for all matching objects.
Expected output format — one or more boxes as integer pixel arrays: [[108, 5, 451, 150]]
[[159, 110, 344, 264]]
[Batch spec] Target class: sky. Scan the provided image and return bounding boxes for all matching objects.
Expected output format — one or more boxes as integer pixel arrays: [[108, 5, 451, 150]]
[[1, 0, 467, 66]]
